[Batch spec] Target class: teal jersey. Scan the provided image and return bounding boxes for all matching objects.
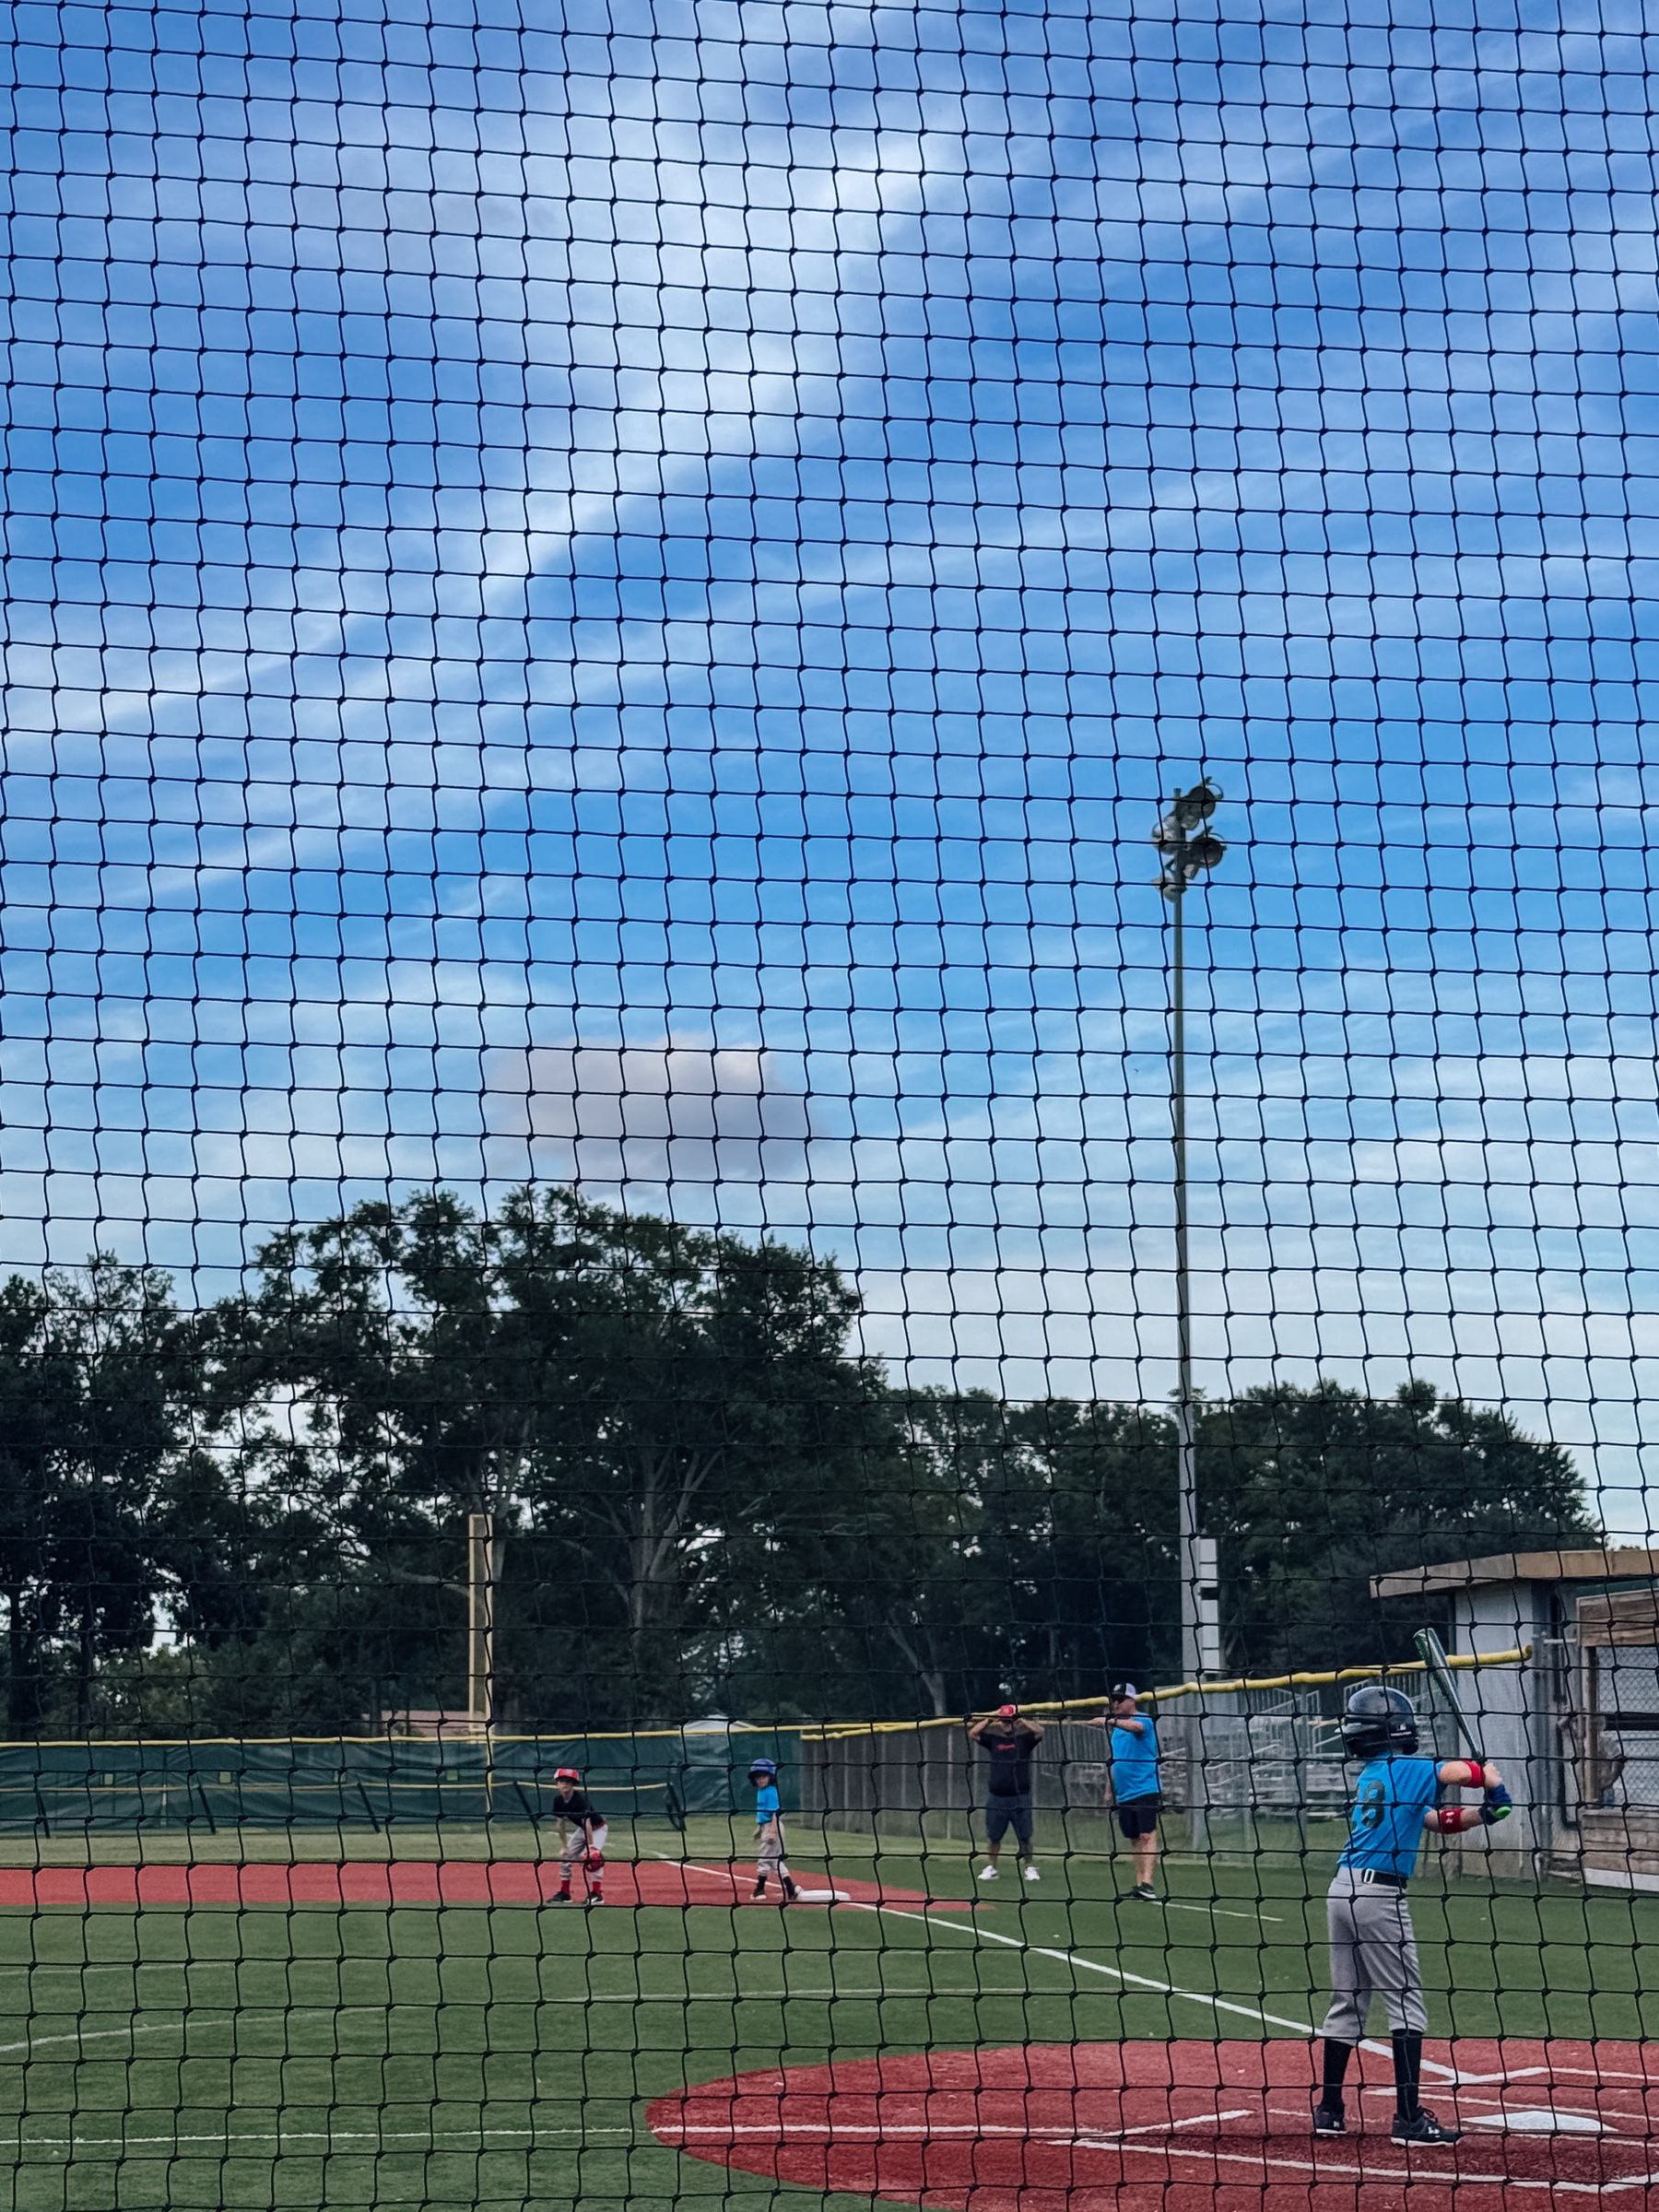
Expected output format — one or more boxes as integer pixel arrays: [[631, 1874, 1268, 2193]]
[[1338, 1754, 1441, 1880], [755, 1783, 781, 1819], [1110, 1717, 1159, 1801]]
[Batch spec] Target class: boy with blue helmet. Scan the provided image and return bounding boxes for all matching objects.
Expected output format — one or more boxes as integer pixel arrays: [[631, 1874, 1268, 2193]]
[[1315, 1682, 1512, 2147], [748, 1758, 798, 1904]]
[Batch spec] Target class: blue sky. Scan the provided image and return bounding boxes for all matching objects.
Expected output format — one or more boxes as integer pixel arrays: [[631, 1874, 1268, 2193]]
[[0, 0, 1656, 1527]]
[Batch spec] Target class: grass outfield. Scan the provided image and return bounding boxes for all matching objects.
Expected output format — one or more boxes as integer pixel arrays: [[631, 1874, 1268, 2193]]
[[1, 1818, 1657, 2210]]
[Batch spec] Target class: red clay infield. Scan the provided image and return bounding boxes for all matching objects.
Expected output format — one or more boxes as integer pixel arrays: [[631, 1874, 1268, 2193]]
[[649, 2040, 1659, 2209], [0, 1860, 971, 1910]]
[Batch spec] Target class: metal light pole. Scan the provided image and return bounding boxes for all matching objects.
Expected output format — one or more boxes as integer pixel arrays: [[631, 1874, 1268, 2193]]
[[1152, 782, 1227, 1690]]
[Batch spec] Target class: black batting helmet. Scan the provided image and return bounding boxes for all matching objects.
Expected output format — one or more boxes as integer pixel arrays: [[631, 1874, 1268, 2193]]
[[1340, 1684, 1418, 1759]]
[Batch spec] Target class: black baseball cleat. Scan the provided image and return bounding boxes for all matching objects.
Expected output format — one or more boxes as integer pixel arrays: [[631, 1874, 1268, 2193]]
[[1393, 2108, 1460, 2146], [1312, 2104, 1347, 2137]]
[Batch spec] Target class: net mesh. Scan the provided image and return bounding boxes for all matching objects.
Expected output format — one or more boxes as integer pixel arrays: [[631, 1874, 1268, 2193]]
[[0, 0, 1654, 2199]]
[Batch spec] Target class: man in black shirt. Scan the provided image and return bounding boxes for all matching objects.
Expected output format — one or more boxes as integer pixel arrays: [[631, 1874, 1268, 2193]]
[[550, 1768, 607, 1905], [967, 1703, 1046, 1884]]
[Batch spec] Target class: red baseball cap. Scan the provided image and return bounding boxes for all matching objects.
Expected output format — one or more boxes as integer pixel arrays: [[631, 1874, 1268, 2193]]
[[998, 1703, 1018, 1717]]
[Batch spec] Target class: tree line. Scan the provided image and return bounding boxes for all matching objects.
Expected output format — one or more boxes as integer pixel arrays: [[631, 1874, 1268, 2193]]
[[0, 1186, 1601, 1736]]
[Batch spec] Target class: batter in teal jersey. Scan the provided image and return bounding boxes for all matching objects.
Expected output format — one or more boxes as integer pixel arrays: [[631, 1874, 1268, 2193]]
[[1314, 1684, 1512, 2149]]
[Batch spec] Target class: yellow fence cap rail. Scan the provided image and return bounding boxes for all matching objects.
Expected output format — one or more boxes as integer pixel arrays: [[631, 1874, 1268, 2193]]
[[803, 1644, 1533, 1742]]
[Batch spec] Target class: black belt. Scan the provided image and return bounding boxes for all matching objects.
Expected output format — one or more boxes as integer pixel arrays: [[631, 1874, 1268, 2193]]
[[1357, 1869, 1407, 1890]]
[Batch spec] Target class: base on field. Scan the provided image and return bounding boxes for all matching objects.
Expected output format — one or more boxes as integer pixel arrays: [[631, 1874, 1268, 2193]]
[[650, 2040, 1659, 2208]]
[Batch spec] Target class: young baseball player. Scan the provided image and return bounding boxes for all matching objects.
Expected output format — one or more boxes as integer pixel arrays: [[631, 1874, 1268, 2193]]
[[549, 1767, 606, 1906], [1315, 1683, 1512, 2145], [748, 1757, 798, 1903]]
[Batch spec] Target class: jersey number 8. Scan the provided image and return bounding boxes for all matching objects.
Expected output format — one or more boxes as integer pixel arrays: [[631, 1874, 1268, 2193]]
[[1359, 1779, 1387, 1830]]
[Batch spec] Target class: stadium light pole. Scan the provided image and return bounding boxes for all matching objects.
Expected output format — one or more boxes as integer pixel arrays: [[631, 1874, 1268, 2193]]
[[1152, 781, 1227, 1692]]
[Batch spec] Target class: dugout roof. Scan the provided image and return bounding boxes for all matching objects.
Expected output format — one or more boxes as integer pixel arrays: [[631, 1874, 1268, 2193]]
[[1371, 1549, 1659, 1599]]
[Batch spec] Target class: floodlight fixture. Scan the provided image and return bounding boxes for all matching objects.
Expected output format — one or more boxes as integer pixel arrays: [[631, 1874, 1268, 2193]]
[[1152, 781, 1227, 899]]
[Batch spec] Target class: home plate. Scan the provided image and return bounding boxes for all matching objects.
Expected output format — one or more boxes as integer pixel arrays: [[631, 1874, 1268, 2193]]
[[650, 2039, 1659, 2211], [1464, 2109, 1607, 2134]]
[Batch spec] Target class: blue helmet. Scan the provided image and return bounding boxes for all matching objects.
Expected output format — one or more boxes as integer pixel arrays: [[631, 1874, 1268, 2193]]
[[748, 1758, 778, 1781]]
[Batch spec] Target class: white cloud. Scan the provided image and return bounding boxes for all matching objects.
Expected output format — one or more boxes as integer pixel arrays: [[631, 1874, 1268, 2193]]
[[481, 1041, 818, 1194]]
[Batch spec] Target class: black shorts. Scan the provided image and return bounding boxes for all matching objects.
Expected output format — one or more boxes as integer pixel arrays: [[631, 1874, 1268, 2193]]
[[984, 1793, 1033, 1846], [1116, 1794, 1161, 1840]]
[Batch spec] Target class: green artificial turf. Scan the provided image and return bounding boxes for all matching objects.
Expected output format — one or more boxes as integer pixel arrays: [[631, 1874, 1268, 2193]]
[[1, 1818, 1656, 2210]]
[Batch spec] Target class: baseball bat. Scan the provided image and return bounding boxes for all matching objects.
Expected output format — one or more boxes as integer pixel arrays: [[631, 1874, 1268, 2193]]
[[1413, 1627, 1485, 1764]]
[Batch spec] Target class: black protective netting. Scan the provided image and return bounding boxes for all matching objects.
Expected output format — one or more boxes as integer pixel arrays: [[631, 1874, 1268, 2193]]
[[0, 0, 1654, 2204]]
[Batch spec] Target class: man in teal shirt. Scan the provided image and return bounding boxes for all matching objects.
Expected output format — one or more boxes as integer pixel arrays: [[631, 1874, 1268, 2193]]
[[1095, 1683, 1161, 1901]]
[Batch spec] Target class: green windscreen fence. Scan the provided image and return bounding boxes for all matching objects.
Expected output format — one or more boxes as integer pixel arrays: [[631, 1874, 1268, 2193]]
[[0, 1733, 802, 1833]]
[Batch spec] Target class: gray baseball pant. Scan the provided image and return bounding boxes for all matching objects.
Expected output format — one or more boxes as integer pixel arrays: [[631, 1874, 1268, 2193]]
[[1321, 1869, 1429, 2041]]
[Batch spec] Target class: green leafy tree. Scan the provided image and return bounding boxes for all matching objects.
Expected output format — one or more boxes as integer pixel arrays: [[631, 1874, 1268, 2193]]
[[215, 1186, 899, 1727], [209, 1188, 598, 1725], [996, 1398, 1181, 1696], [742, 1393, 1180, 1721], [735, 1389, 1000, 1722], [514, 1197, 900, 1723], [0, 1257, 227, 1734], [1201, 1379, 1602, 1673]]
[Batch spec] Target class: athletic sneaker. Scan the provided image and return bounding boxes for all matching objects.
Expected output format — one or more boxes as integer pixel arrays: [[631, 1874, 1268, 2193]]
[[1393, 2109, 1460, 2147], [553, 1893, 574, 1906], [1312, 2105, 1347, 2137], [977, 1865, 998, 1881], [584, 1895, 606, 1908], [1024, 1866, 1041, 1882], [1132, 1884, 1159, 1902]]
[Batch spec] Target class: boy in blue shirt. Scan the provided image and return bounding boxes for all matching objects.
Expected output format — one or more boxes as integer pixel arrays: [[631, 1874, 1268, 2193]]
[[1315, 1684, 1512, 2147], [747, 1758, 799, 1905], [1092, 1684, 1162, 1901]]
